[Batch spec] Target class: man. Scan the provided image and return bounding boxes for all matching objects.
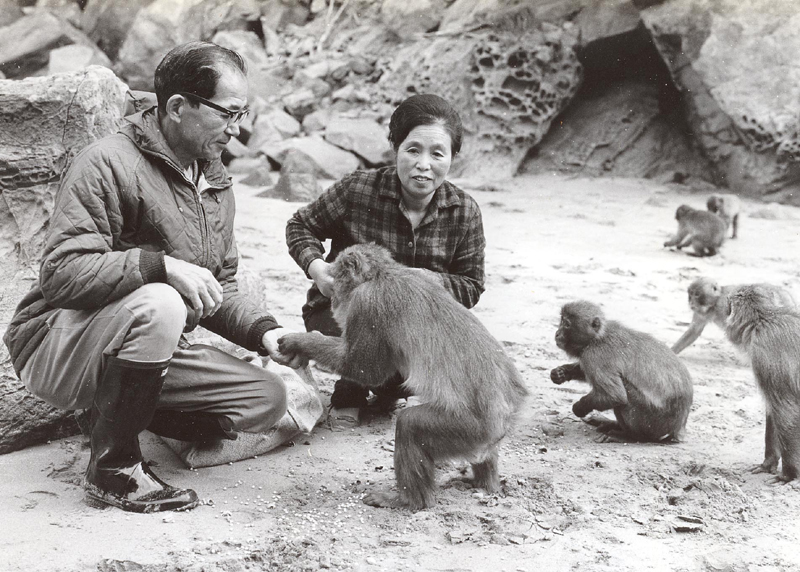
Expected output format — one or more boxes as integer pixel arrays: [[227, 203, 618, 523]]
[[3, 42, 300, 514]]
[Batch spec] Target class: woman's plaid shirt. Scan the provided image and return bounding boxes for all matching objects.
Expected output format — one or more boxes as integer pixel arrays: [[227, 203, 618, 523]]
[[286, 166, 486, 310]]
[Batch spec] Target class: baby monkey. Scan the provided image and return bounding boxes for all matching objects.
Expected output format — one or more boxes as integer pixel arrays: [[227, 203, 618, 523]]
[[706, 193, 741, 239], [664, 205, 726, 257], [672, 278, 795, 354]]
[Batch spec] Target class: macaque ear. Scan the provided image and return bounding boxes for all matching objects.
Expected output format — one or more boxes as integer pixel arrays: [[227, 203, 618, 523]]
[[591, 317, 603, 333]]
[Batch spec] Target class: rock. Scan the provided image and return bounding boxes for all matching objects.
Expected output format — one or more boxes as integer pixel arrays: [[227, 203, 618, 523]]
[[81, 0, 156, 61], [48, 44, 112, 75], [324, 117, 391, 166], [239, 165, 275, 187], [381, 0, 447, 40], [117, 0, 262, 90], [575, 0, 641, 45], [641, 0, 800, 204], [260, 0, 310, 32], [259, 172, 322, 203], [227, 155, 271, 175], [0, 66, 128, 268], [0, 0, 24, 28], [0, 11, 98, 79], [249, 108, 301, 151], [265, 135, 361, 179], [281, 148, 325, 176], [281, 88, 321, 120], [221, 137, 256, 164], [297, 59, 349, 83], [302, 108, 334, 132], [331, 84, 371, 103]]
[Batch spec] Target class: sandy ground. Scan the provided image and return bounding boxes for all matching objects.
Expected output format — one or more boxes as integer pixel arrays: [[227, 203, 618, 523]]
[[3, 173, 800, 572]]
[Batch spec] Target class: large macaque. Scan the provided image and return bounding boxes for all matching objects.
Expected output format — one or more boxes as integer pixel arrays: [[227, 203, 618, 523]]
[[664, 205, 726, 257], [726, 286, 800, 482], [551, 301, 693, 442], [706, 194, 741, 239], [672, 278, 795, 354], [279, 244, 528, 510]]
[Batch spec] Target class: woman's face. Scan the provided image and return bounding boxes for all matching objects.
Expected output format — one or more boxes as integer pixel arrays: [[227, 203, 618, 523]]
[[396, 123, 453, 204]]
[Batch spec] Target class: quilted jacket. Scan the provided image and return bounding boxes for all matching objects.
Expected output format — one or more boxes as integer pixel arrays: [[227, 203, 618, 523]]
[[4, 108, 279, 376]]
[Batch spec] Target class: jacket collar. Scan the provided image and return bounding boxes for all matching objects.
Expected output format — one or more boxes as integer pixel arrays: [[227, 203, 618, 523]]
[[378, 166, 462, 210], [120, 107, 231, 190]]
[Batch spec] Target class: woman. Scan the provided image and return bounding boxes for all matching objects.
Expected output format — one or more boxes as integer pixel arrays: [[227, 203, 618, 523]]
[[286, 94, 486, 417]]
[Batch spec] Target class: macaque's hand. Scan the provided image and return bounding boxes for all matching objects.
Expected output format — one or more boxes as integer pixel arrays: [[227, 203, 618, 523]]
[[263, 328, 307, 368]]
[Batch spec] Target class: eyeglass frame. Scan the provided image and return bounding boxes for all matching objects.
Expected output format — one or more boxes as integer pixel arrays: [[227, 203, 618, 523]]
[[178, 92, 250, 125]]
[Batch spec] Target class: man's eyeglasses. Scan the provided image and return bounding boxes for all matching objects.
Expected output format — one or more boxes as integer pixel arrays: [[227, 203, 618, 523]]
[[178, 92, 250, 125]]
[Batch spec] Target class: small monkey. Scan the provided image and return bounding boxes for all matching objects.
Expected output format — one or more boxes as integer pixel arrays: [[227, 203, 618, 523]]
[[672, 278, 795, 354], [664, 205, 726, 257], [707, 194, 741, 239], [726, 285, 800, 482], [551, 301, 693, 442], [279, 244, 528, 510]]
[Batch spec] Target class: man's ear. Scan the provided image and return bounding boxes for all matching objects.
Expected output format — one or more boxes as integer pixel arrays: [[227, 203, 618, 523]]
[[164, 94, 186, 123]]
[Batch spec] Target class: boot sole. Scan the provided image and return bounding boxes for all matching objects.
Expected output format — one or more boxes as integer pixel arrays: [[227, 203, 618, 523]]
[[84, 481, 199, 513]]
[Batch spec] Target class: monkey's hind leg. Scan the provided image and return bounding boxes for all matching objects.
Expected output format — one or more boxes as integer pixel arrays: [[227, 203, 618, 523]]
[[751, 413, 780, 475], [471, 446, 500, 494], [364, 405, 472, 511]]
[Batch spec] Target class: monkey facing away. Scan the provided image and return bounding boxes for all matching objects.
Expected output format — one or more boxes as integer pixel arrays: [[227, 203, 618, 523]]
[[707, 193, 741, 239], [672, 278, 795, 354], [664, 205, 726, 257], [550, 301, 693, 442], [279, 244, 528, 510], [726, 286, 800, 482]]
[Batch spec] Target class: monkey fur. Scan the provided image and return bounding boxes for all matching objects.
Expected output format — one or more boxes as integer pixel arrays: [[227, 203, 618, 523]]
[[279, 243, 528, 510], [672, 278, 795, 354], [664, 204, 726, 257], [706, 194, 741, 239], [726, 285, 800, 482], [550, 301, 693, 442]]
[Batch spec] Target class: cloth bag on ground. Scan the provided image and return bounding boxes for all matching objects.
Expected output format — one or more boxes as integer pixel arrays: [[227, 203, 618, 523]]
[[160, 362, 324, 468]]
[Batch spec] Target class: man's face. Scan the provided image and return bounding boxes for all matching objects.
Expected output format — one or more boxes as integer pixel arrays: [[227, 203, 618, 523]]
[[177, 67, 248, 163]]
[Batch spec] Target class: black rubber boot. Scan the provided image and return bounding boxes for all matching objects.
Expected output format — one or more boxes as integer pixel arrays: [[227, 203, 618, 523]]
[[329, 378, 369, 409], [371, 372, 412, 411], [148, 410, 238, 442], [83, 356, 199, 513]]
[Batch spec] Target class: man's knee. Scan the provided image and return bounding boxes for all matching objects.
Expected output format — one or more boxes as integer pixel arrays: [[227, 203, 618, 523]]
[[127, 284, 187, 346], [241, 371, 288, 434]]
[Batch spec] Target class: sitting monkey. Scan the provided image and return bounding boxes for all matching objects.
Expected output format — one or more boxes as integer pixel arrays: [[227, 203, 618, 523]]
[[664, 205, 726, 257]]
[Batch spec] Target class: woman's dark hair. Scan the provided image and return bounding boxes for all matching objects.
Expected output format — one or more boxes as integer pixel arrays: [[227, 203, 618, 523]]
[[388, 94, 463, 156], [154, 41, 247, 113]]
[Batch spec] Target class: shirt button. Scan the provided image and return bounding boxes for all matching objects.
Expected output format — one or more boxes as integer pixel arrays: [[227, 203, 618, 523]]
[[407, 241, 413, 247]]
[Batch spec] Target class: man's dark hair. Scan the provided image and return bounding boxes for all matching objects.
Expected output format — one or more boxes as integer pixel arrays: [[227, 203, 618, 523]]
[[388, 94, 463, 157], [154, 41, 247, 113]]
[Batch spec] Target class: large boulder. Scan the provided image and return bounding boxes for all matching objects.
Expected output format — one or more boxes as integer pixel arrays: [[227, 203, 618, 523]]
[[641, 0, 800, 204], [0, 66, 129, 268], [0, 0, 23, 28], [116, 0, 263, 90]]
